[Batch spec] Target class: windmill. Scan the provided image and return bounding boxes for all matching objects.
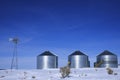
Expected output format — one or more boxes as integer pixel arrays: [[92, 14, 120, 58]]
[[9, 38, 19, 69]]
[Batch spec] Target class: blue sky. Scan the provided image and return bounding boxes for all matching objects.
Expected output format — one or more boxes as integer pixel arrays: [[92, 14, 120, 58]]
[[0, 0, 120, 69]]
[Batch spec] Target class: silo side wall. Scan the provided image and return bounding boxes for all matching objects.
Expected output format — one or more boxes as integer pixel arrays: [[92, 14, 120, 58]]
[[69, 55, 89, 68], [37, 56, 58, 69], [97, 55, 118, 68]]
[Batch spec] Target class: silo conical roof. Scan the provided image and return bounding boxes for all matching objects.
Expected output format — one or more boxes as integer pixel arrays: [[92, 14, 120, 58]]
[[69, 51, 87, 56], [38, 51, 56, 56], [97, 50, 116, 56]]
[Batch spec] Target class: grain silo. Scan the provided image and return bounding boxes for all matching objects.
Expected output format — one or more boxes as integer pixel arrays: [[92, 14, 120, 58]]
[[37, 51, 58, 69], [68, 51, 90, 68], [94, 50, 118, 68]]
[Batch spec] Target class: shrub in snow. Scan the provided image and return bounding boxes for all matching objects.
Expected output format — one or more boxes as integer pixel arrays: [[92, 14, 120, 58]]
[[0, 76, 5, 78], [85, 74, 87, 76], [60, 66, 70, 78], [114, 73, 118, 75], [32, 76, 36, 79], [106, 68, 113, 75], [60, 62, 71, 78]]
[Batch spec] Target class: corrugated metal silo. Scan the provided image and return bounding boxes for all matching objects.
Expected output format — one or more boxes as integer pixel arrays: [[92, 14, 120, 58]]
[[37, 51, 58, 69], [68, 51, 90, 68], [95, 50, 118, 68]]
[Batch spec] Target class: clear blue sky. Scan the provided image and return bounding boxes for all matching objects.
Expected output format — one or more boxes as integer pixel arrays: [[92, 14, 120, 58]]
[[0, 0, 120, 69]]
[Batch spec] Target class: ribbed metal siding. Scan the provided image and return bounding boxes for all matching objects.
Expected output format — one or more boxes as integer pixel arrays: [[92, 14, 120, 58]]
[[37, 52, 58, 69], [97, 55, 118, 68], [69, 55, 89, 68]]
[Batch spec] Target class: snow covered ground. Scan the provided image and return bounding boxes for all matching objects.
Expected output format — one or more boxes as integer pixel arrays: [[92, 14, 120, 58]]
[[0, 68, 120, 80]]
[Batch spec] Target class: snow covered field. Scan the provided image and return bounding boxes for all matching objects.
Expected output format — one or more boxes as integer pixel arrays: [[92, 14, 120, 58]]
[[0, 68, 120, 80]]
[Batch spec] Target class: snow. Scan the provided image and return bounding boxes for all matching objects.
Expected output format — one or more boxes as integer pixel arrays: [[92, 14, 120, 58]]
[[0, 68, 120, 80]]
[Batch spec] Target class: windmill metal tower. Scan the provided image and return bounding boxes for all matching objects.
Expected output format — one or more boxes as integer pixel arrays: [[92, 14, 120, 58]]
[[9, 38, 19, 69]]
